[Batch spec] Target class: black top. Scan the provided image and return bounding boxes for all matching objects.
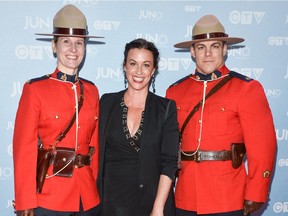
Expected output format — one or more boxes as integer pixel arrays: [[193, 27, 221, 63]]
[[102, 97, 143, 215], [98, 91, 179, 216]]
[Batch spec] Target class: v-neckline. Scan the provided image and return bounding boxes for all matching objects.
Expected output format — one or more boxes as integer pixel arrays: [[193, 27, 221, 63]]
[[120, 98, 144, 152]]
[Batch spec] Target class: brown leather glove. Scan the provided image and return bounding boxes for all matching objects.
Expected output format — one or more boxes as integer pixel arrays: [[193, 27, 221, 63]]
[[243, 200, 264, 215], [16, 209, 34, 216]]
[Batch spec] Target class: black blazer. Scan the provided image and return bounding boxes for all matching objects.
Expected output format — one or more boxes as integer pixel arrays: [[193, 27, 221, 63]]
[[97, 90, 179, 215]]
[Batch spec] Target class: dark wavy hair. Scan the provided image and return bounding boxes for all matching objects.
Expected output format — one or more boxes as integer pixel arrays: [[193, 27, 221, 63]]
[[123, 38, 160, 72]]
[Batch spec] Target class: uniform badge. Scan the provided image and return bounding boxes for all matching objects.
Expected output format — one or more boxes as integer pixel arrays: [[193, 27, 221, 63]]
[[262, 170, 271, 178], [60, 73, 67, 81]]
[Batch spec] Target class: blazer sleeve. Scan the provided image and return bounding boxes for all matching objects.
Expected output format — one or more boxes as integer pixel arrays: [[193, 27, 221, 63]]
[[160, 99, 179, 180]]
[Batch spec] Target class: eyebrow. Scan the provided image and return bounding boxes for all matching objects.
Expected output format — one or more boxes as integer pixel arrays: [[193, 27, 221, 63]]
[[128, 59, 152, 64], [196, 41, 222, 47], [60, 37, 84, 41]]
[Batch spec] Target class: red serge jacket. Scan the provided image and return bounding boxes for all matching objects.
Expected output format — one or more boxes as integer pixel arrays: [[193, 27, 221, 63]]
[[166, 65, 276, 214], [13, 69, 100, 211]]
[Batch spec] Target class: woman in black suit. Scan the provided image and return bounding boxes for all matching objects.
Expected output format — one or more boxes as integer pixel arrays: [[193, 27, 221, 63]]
[[98, 38, 179, 216]]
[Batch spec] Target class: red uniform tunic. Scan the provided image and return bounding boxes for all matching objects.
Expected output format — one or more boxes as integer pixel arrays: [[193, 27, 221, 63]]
[[166, 65, 276, 214], [13, 69, 100, 211]]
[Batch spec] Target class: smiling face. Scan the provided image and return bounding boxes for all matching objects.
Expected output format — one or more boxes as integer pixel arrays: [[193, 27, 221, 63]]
[[191, 40, 227, 75], [124, 48, 155, 93], [52, 36, 86, 75]]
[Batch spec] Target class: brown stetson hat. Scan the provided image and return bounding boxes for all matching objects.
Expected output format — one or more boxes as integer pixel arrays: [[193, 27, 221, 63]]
[[174, 14, 244, 48], [35, 4, 103, 38]]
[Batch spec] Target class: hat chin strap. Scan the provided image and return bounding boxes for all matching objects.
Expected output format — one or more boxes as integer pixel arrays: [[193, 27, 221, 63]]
[[53, 27, 88, 36], [192, 32, 228, 40]]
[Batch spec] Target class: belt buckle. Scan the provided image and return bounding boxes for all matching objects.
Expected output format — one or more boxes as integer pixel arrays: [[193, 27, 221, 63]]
[[194, 151, 201, 163]]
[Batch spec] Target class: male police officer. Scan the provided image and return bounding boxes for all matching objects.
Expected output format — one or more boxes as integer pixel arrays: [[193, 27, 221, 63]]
[[166, 14, 276, 216]]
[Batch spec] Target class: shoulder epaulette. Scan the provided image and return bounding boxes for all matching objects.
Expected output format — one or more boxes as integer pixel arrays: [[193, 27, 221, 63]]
[[168, 74, 192, 88], [79, 77, 95, 86], [229, 71, 253, 82], [26, 74, 51, 84]]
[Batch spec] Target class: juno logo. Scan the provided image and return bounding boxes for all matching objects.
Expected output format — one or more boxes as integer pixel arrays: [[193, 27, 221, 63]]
[[139, 10, 162, 19], [24, 16, 51, 29]]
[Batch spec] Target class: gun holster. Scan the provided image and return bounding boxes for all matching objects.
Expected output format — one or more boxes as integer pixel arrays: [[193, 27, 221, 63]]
[[231, 143, 246, 169]]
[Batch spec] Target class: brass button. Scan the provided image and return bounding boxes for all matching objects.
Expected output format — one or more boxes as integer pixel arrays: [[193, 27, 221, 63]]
[[55, 115, 59, 119]]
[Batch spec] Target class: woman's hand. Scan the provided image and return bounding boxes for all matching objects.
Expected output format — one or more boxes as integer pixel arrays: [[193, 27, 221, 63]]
[[150, 175, 172, 216], [150, 207, 164, 216]]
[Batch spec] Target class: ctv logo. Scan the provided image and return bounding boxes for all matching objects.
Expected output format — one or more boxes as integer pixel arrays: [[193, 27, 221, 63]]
[[273, 202, 288, 213], [15, 45, 53, 60], [0, 167, 13, 178], [268, 37, 288, 46], [278, 159, 288, 167], [184, 5, 201, 12], [229, 11, 265, 24], [159, 58, 192, 71], [94, 20, 121, 31], [230, 68, 264, 80]]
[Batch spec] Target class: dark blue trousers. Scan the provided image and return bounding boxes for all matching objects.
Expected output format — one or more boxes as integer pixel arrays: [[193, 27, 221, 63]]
[[176, 208, 245, 216], [34, 203, 101, 216]]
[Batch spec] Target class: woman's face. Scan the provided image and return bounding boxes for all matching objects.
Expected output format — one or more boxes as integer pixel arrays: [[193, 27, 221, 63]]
[[52, 37, 85, 75], [124, 48, 155, 93]]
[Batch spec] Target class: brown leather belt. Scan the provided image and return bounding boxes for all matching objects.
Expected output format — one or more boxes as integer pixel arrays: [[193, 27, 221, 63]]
[[181, 149, 232, 162], [74, 154, 91, 168], [74, 147, 95, 168]]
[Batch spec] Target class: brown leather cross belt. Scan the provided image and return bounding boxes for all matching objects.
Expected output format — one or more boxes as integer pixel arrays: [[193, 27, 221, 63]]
[[181, 149, 232, 162], [74, 154, 91, 168]]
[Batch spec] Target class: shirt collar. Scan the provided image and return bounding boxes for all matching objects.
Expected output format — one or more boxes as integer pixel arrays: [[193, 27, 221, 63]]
[[193, 65, 230, 81], [51, 68, 79, 83]]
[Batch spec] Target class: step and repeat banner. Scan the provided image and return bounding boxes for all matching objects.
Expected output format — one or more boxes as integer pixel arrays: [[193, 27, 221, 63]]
[[0, 0, 287, 215]]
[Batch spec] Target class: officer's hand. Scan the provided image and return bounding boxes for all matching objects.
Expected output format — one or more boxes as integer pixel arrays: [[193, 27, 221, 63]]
[[16, 209, 34, 216], [243, 200, 264, 215]]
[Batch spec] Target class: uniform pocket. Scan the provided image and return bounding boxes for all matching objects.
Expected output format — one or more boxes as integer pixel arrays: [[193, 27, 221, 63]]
[[208, 102, 238, 135]]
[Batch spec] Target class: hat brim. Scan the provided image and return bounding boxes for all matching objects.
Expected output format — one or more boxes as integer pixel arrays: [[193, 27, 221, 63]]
[[35, 33, 104, 39], [174, 37, 244, 48]]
